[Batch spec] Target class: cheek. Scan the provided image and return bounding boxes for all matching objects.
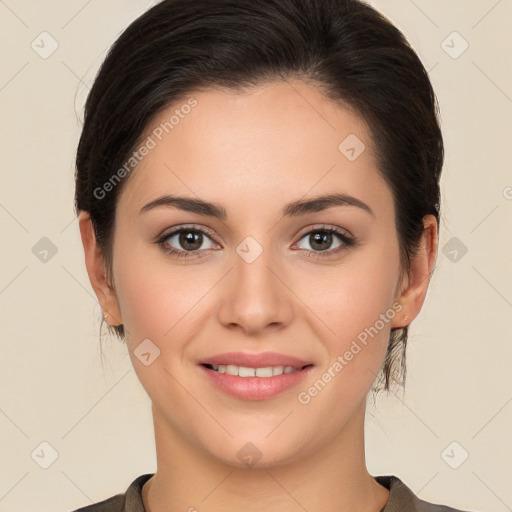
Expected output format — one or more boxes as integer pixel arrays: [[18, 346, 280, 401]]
[[113, 249, 216, 344], [112, 247, 216, 408], [304, 240, 400, 343], [302, 237, 401, 396]]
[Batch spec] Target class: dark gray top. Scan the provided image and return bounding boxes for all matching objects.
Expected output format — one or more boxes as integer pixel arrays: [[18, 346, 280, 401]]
[[71, 473, 477, 512]]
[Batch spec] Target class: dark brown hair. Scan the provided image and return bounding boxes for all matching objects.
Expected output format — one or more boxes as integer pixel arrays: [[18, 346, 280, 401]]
[[75, 0, 443, 393]]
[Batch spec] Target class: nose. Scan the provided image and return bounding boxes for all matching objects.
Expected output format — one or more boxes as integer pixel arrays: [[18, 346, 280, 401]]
[[216, 245, 294, 336]]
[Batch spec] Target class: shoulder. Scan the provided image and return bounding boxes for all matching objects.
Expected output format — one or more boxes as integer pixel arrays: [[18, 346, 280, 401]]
[[69, 474, 153, 512], [70, 494, 125, 512], [376, 475, 481, 512]]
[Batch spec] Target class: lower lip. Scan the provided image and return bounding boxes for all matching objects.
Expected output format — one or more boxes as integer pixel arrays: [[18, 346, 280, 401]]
[[199, 365, 314, 401]]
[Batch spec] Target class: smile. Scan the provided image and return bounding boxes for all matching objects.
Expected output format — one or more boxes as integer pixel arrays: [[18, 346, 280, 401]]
[[202, 363, 311, 377], [199, 363, 314, 400]]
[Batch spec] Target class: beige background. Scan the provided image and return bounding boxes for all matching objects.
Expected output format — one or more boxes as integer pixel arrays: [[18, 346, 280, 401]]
[[0, 1, 511, 511]]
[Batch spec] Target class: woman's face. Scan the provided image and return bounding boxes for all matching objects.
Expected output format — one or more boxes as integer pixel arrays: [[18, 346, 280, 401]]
[[95, 79, 413, 467]]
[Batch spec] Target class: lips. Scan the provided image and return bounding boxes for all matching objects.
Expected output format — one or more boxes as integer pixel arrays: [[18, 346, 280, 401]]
[[199, 351, 313, 369], [199, 358, 314, 401]]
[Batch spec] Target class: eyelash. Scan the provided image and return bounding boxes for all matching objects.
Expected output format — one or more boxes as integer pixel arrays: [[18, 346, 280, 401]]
[[156, 224, 357, 260]]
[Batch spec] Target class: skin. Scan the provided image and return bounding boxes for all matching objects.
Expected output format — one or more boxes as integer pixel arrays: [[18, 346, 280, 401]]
[[79, 79, 438, 512]]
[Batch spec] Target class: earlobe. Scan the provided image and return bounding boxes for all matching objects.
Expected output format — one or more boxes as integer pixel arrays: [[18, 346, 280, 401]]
[[391, 215, 438, 329], [78, 211, 123, 326]]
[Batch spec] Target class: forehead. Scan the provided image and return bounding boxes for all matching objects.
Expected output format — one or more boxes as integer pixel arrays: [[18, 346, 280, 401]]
[[117, 79, 391, 217]]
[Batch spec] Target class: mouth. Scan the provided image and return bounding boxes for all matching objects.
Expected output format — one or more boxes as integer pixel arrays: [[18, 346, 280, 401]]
[[201, 363, 314, 377], [197, 351, 315, 400], [199, 361, 315, 401]]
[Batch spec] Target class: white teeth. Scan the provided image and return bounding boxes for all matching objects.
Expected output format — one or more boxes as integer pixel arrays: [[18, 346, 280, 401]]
[[239, 366, 256, 377], [272, 365, 284, 375], [207, 364, 301, 377], [226, 364, 239, 376]]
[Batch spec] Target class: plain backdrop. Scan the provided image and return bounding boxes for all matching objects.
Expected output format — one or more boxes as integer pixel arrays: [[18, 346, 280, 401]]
[[0, 1, 511, 511]]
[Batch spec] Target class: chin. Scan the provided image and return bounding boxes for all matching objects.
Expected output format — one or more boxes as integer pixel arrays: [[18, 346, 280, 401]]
[[202, 433, 306, 470]]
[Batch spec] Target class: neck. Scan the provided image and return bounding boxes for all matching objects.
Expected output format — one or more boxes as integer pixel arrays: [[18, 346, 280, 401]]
[[143, 400, 389, 512]]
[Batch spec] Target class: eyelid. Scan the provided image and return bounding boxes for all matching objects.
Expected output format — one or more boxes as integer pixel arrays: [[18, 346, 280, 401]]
[[157, 223, 353, 242], [157, 224, 218, 243], [294, 223, 354, 243]]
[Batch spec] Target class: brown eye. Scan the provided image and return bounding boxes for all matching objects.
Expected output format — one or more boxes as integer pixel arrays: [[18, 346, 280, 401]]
[[295, 226, 356, 258], [177, 230, 204, 251], [308, 231, 335, 251], [157, 227, 217, 258]]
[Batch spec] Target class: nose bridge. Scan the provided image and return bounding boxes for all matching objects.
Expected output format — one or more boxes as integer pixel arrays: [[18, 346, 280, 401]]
[[235, 240, 276, 295], [217, 235, 293, 334]]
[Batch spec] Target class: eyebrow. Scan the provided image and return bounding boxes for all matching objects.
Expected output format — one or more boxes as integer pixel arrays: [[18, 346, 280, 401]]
[[139, 193, 374, 219]]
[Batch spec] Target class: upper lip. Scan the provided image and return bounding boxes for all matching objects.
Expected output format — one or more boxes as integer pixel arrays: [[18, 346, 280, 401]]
[[199, 351, 313, 369]]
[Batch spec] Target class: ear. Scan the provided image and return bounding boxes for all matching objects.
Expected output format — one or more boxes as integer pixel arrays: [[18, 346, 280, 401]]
[[78, 211, 123, 326], [391, 214, 438, 329]]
